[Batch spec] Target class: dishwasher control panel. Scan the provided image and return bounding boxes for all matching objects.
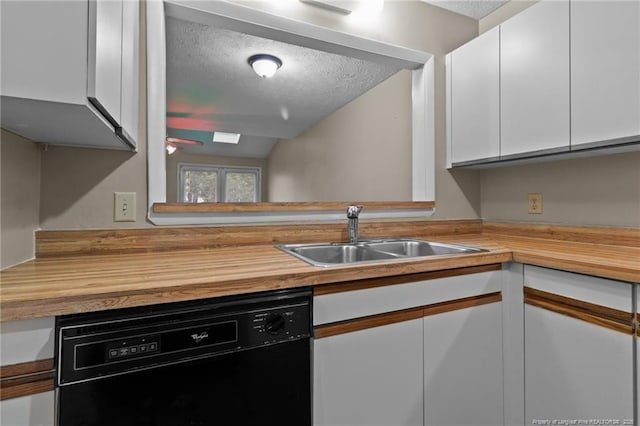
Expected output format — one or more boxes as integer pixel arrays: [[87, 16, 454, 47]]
[[249, 305, 310, 345], [106, 338, 159, 360], [56, 289, 311, 385]]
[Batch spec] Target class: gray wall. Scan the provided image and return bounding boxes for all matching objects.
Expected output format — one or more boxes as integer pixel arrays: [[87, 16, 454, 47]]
[[480, 153, 640, 227], [268, 70, 413, 202], [0, 131, 41, 268], [263, 0, 480, 215]]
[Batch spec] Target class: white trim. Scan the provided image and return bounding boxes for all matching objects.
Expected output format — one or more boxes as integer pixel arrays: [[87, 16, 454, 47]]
[[445, 53, 453, 169], [412, 57, 435, 201], [147, 0, 435, 225], [148, 208, 436, 226], [147, 0, 166, 206], [164, 0, 430, 69]]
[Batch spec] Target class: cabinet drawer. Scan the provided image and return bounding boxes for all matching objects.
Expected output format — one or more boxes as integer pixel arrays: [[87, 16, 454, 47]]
[[0, 317, 55, 366], [524, 265, 632, 311], [314, 267, 502, 326]]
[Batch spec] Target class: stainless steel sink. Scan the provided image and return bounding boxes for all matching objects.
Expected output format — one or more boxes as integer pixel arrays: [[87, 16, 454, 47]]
[[277, 239, 487, 267], [280, 243, 398, 267], [364, 240, 485, 257]]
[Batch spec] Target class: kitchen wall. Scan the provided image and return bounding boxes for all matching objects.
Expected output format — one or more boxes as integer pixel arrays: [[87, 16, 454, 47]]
[[0, 0, 479, 235], [255, 0, 480, 216], [268, 70, 413, 202], [481, 153, 640, 227], [0, 131, 41, 269], [39, 144, 148, 229], [477, 1, 640, 227], [166, 152, 269, 203], [5, 0, 635, 270]]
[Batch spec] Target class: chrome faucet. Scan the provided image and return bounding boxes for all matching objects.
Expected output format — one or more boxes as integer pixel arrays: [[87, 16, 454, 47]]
[[346, 205, 363, 244]]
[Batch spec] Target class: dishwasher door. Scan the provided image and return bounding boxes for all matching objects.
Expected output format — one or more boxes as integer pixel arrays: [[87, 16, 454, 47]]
[[55, 289, 312, 426], [57, 338, 311, 426]]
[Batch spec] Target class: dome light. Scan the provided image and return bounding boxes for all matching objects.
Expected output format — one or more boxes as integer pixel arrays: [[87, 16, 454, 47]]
[[248, 54, 282, 78]]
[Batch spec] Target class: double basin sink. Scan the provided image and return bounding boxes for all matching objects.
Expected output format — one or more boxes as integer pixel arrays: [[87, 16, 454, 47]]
[[277, 239, 488, 267]]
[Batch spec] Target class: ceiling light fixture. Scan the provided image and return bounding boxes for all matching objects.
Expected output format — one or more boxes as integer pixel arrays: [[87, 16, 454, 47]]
[[248, 54, 282, 78], [166, 144, 178, 155], [165, 137, 202, 155], [213, 131, 241, 144]]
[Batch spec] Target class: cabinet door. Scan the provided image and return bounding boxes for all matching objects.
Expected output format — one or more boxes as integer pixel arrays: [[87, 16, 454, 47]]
[[449, 26, 500, 165], [88, 0, 124, 126], [0, 0, 88, 104], [314, 319, 423, 426], [119, 0, 140, 146], [423, 301, 503, 426], [0, 318, 56, 426], [500, 0, 570, 158], [0, 392, 55, 426], [571, 0, 640, 147], [525, 306, 634, 424], [524, 266, 634, 424]]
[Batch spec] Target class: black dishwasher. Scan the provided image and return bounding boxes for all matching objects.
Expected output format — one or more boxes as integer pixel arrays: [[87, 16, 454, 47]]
[[55, 288, 312, 426]]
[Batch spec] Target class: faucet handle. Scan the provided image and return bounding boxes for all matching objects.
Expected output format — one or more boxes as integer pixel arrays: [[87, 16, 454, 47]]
[[347, 205, 363, 218]]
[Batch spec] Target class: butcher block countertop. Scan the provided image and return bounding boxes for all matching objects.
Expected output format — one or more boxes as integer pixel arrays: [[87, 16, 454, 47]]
[[1, 221, 638, 322]]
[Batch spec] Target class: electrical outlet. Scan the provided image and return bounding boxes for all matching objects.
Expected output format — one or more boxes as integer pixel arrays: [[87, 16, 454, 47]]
[[528, 193, 543, 214], [114, 192, 136, 222]]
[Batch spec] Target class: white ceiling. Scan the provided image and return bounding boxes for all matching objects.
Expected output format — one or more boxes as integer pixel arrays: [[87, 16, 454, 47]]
[[420, 0, 509, 19], [165, 17, 403, 157]]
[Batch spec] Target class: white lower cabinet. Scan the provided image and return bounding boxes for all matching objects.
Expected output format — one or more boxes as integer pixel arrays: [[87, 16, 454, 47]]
[[0, 317, 56, 426], [0, 392, 55, 426], [423, 302, 503, 426], [313, 267, 504, 426], [524, 266, 634, 424], [314, 319, 424, 426]]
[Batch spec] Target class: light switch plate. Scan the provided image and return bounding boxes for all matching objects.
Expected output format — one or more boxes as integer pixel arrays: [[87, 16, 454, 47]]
[[114, 192, 136, 222]]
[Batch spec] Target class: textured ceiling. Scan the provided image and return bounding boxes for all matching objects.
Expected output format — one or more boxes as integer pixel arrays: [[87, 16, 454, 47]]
[[420, 0, 508, 19], [165, 17, 403, 157]]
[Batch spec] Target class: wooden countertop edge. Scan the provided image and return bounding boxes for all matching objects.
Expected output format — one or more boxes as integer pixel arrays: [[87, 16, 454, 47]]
[[0, 251, 512, 321], [488, 235, 640, 283], [511, 251, 640, 284], [2, 233, 639, 322]]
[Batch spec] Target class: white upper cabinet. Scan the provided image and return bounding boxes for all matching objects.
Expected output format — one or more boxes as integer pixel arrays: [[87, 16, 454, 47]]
[[500, 0, 570, 158], [88, 0, 124, 129], [448, 27, 500, 165], [1, 0, 139, 150], [447, 0, 639, 168], [571, 0, 640, 148]]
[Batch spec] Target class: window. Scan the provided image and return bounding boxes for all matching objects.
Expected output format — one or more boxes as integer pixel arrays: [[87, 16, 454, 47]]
[[178, 164, 261, 203]]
